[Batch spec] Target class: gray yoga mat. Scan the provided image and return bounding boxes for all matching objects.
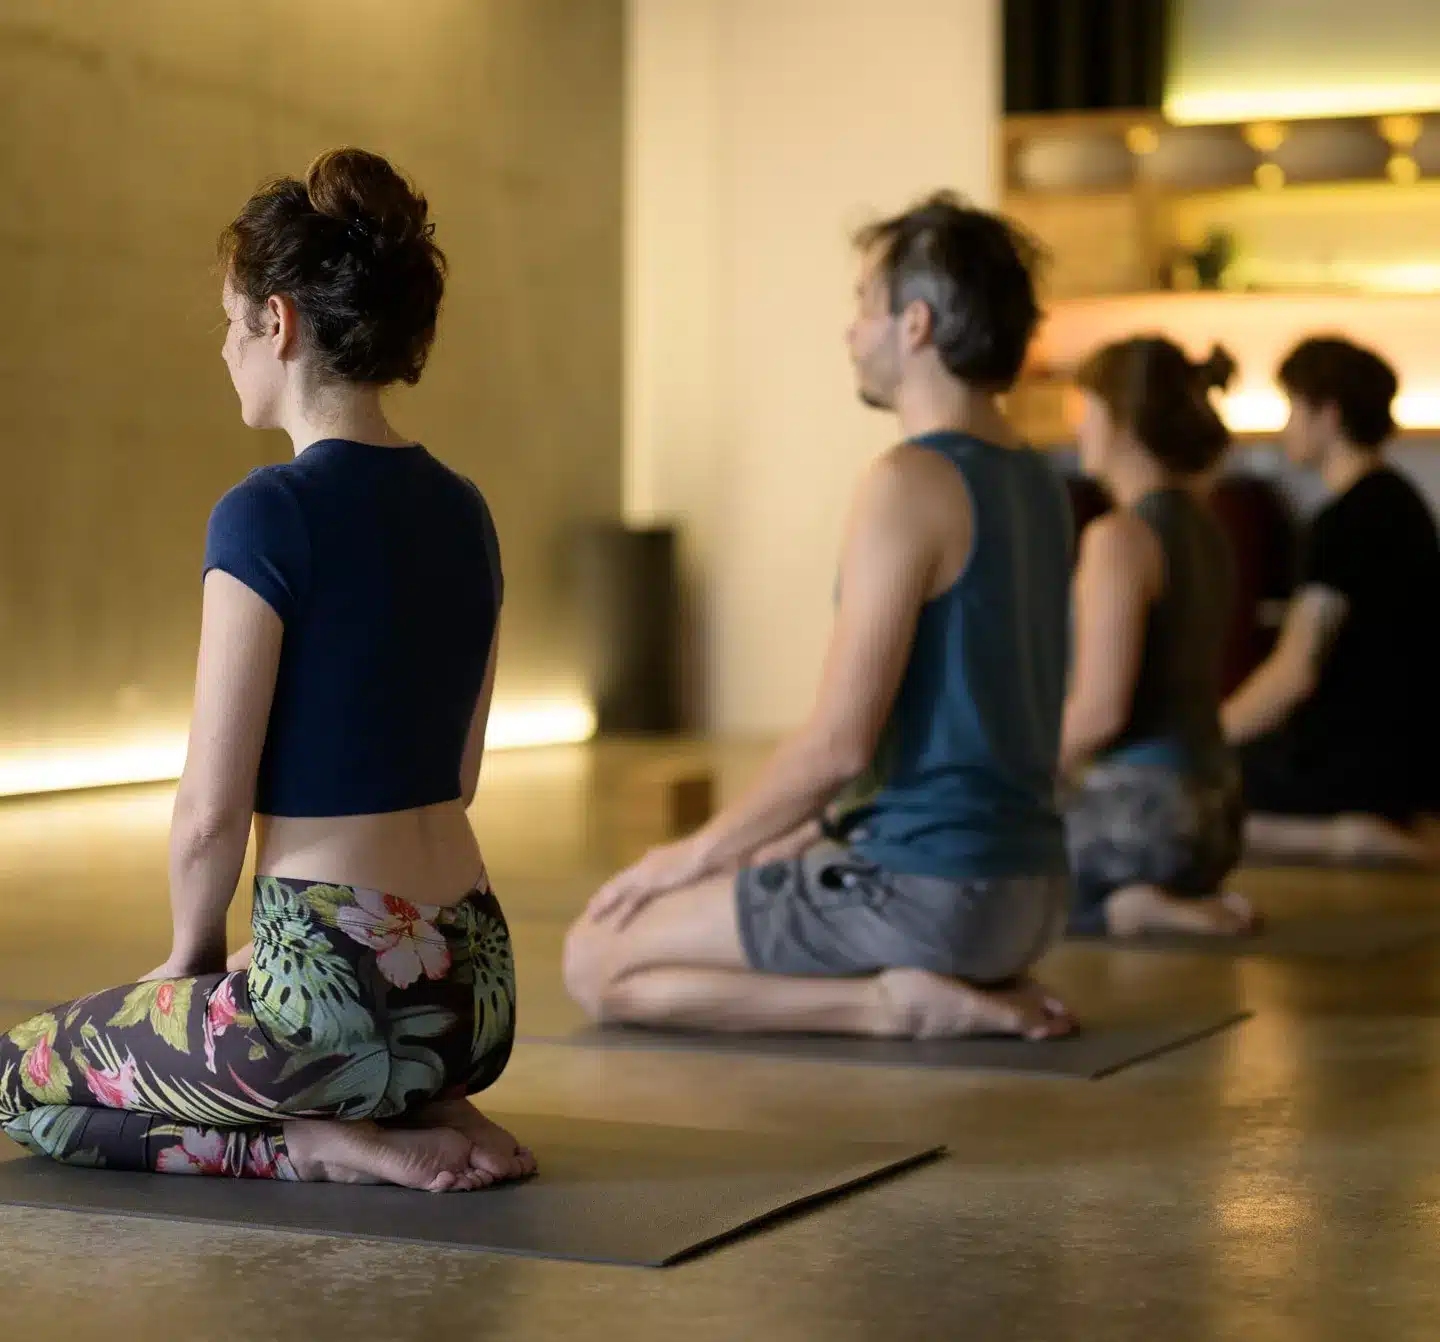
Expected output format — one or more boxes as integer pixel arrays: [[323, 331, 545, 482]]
[[1069, 911, 1440, 960], [0, 1114, 940, 1268], [529, 1010, 1250, 1080]]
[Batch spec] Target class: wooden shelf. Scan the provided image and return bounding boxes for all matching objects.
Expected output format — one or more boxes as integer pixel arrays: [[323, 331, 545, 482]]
[[1002, 108, 1440, 303]]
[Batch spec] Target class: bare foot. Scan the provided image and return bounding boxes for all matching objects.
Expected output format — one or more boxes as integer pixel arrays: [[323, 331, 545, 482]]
[[1330, 814, 1431, 866], [1103, 884, 1259, 938], [875, 968, 1075, 1041], [411, 1095, 537, 1182], [1246, 813, 1431, 867], [283, 1119, 493, 1193], [1412, 815, 1440, 866]]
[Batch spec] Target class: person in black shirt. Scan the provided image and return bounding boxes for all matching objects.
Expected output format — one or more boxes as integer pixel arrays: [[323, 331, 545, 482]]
[[1223, 337, 1440, 863]]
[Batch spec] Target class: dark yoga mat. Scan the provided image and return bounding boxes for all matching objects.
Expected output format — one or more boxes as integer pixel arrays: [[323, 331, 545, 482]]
[[528, 1010, 1250, 1080], [0, 1114, 940, 1268], [1069, 911, 1440, 960], [1241, 848, 1422, 870]]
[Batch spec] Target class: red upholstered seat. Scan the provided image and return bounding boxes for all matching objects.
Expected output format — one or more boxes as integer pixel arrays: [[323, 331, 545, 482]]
[[1206, 475, 1299, 697]]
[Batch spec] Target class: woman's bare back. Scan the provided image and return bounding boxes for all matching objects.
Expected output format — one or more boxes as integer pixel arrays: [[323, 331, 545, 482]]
[[255, 801, 486, 906]]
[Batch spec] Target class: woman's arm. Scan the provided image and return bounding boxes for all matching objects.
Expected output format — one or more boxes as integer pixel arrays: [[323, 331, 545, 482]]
[[159, 570, 282, 977], [1059, 513, 1159, 776]]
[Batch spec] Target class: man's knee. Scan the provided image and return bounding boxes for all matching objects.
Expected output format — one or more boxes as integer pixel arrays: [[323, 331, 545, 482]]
[[562, 917, 615, 1020]]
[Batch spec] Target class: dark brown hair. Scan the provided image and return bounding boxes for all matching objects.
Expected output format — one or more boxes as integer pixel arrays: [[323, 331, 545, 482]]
[[853, 192, 1044, 392], [1278, 336, 1397, 450], [1076, 336, 1236, 474], [219, 147, 447, 386]]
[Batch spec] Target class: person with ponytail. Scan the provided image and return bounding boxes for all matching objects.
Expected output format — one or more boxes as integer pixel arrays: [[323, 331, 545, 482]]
[[1060, 337, 1259, 937]]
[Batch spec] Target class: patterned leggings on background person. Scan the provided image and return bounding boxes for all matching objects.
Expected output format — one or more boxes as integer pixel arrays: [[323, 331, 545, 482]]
[[1063, 762, 1245, 936], [0, 877, 516, 1178]]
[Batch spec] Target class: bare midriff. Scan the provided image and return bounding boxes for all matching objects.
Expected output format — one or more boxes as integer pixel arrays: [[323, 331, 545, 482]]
[[254, 799, 485, 906]]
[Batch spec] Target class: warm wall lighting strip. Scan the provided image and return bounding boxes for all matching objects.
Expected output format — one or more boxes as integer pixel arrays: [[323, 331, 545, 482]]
[[1219, 387, 1440, 436], [0, 699, 599, 800], [1166, 84, 1440, 126], [0, 740, 189, 799], [481, 700, 598, 751]]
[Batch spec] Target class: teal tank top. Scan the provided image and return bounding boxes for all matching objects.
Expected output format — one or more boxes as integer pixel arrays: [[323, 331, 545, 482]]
[[829, 433, 1072, 880]]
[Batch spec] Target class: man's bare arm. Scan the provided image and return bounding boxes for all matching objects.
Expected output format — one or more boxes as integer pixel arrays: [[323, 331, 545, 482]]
[[1222, 586, 1348, 744], [682, 450, 953, 875]]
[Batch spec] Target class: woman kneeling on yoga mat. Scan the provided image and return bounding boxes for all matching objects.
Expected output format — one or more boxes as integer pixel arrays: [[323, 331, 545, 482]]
[[1059, 337, 1256, 938], [0, 148, 531, 1192]]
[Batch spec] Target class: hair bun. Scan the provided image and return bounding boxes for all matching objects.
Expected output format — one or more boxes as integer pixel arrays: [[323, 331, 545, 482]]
[[1194, 344, 1238, 394], [1077, 335, 1231, 475], [222, 147, 447, 387], [305, 147, 430, 249]]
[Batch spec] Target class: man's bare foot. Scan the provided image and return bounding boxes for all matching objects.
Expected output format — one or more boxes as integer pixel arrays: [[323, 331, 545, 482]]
[[411, 1095, 536, 1181], [1104, 884, 1259, 938], [1412, 815, 1440, 866], [283, 1119, 494, 1192], [875, 968, 1075, 1041], [1246, 813, 1432, 867], [1329, 813, 1432, 866]]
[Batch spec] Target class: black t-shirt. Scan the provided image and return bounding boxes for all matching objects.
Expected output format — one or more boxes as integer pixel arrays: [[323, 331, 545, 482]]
[[1288, 466, 1440, 757]]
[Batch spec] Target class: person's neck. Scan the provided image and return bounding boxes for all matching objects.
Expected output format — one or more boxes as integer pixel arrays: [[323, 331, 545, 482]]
[[893, 375, 1018, 448], [1104, 451, 1176, 509], [1320, 438, 1381, 496], [279, 387, 411, 458]]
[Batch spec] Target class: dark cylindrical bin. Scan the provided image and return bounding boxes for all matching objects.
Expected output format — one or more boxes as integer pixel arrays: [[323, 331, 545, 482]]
[[573, 523, 681, 733]]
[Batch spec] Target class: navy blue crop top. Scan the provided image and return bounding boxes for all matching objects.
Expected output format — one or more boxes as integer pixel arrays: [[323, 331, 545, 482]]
[[202, 438, 502, 817]]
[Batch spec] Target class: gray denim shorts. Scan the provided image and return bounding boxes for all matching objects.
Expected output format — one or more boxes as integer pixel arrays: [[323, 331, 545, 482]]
[[734, 840, 1070, 984]]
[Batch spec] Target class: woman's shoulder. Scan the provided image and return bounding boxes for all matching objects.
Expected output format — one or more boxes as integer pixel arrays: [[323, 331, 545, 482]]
[[1080, 506, 1165, 592], [1085, 505, 1160, 556], [209, 463, 305, 530], [205, 466, 310, 583]]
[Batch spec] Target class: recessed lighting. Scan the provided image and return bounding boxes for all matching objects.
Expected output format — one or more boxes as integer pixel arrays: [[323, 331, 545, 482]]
[[1243, 122, 1287, 154], [1387, 153, 1420, 184], [1254, 162, 1286, 191], [1125, 125, 1160, 156]]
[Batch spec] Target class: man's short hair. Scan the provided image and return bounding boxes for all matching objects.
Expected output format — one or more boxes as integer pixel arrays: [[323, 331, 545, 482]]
[[853, 192, 1044, 392], [1278, 336, 1398, 450]]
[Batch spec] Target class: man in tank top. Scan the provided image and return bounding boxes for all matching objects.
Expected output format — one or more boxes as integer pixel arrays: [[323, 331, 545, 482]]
[[563, 194, 1076, 1041]]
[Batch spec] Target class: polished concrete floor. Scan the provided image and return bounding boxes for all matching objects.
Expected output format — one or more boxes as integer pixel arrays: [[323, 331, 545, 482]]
[[2, 741, 1439, 1340]]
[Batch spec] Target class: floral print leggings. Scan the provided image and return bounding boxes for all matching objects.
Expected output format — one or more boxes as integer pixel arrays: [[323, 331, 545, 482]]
[[0, 876, 516, 1178]]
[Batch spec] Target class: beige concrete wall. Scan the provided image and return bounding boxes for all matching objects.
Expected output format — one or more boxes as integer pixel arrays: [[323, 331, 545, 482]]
[[0, 0, 622, 786], [625, 0, 1000, 736]]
